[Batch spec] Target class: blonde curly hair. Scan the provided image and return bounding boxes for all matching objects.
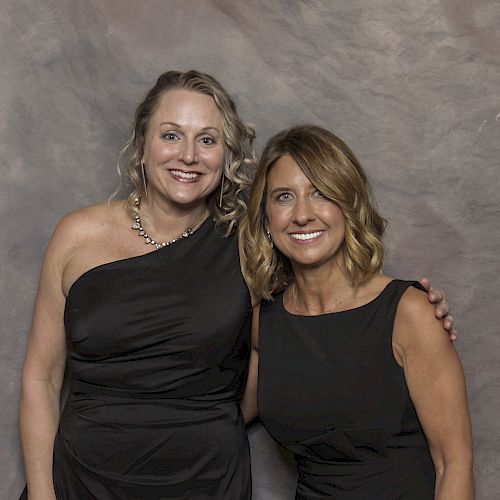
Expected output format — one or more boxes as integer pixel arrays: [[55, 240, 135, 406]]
[[240, 124, 386, 300], [120, 70, 256, 236]]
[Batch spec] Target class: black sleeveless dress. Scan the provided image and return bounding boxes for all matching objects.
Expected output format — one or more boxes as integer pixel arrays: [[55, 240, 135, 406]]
[[42, 219, 251, 499], [258, 280, 435, 499]]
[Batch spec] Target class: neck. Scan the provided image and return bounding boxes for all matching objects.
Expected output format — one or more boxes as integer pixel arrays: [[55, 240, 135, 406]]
[[287, 261, 357, 315]]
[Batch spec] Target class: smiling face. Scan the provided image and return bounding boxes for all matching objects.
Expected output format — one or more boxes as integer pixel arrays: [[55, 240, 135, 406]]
[[142, 89, 225, 210], [265, 155, 346, 272]]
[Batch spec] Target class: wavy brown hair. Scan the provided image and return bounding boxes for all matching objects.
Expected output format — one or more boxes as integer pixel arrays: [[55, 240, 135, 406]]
[[240, 124, 386, 300], [119, 70, 256, 236]]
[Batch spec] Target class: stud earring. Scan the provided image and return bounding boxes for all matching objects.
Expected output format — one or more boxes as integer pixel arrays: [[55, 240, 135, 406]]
[[266, 228, 273, 248]]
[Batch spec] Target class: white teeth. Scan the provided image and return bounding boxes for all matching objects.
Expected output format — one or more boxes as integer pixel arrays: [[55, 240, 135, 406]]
[[171, 170, 200, 179], [290, 231, 322, 240]]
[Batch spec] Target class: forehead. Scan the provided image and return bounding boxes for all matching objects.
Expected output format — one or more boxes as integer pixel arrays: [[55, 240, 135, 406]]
[[267, 155, 312, 187], [150, 89, 222, 128]]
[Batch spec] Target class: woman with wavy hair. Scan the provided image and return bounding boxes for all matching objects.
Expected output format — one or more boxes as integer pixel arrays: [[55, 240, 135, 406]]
[[20, 70, 454, 499], [20, 70, 256, 500], [240, 125, 473, 499]]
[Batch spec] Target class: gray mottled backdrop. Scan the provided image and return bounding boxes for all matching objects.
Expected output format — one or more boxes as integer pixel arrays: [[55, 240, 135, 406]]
[[2, 1, 499, 498]]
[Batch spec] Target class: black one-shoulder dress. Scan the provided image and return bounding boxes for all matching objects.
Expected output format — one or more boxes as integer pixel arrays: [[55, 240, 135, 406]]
[[26, 219, 252, 499], [258, 280, 435, 499]]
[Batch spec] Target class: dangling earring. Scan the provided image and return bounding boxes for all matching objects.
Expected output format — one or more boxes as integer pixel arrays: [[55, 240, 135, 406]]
[[266, 228, 273, 248], [218, 174, 225, 208], [141, 161, 148, 198]]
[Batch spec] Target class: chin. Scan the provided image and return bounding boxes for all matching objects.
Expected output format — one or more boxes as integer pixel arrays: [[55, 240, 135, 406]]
[[289, 252, 339, 270], [168, 190, 210, 206]]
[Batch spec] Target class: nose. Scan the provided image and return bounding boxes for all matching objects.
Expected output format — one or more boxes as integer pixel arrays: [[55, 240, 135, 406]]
[[178, 139, 198, 165], [293, 197, 316, 225]]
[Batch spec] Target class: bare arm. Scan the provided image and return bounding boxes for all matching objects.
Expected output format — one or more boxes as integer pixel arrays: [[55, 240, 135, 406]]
[[240, 304, 260, 424], [20, 218, 73, 500], [393, 287, 474, 500]]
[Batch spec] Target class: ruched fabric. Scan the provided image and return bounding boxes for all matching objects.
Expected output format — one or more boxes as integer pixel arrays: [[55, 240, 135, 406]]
[[258, 280, 435, 499], [50, 219, 252, 499]]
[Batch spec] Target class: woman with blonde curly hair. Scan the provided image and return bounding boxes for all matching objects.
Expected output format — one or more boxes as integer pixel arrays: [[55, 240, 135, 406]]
[[240, 125, 473, 499], [20, 71, 455, 499], [20, 70, 256, 499]]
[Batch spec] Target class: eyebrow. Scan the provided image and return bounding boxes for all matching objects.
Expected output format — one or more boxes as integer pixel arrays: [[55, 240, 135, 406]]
[[269, 187, 291, 195], [159, 122, 221, 134]]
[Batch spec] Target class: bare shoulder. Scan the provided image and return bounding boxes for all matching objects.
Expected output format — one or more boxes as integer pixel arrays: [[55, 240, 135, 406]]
[[48, 201, 130, 295], [49, 201, 127, 258], [396, 285, 436, 325], [393, 285, 449, 356], [53, 201, 125, 246]]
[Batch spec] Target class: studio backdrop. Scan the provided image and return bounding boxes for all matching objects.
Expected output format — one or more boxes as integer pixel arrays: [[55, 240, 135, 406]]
[[1, 1, 499, 499]]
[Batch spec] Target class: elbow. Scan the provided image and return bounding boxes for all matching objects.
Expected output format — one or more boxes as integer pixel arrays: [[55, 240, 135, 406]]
[[20, 375, 64, 407], [434, 447, 474, 474], [434, 456, 474, 478], [432, 442, 474, 478], [433, 451, 475, 498], [22, 360, 65, 399]]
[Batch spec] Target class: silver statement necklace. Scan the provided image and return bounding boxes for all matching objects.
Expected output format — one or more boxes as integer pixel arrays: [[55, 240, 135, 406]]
[[131, 197, 209, 250]]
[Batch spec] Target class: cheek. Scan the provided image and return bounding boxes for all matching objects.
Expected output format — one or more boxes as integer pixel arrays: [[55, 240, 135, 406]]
[[267, 207, 290, 232], [206, 156, 224, 180], [145, 142, 171, 164], [212, 151, 225, 171], [334, 215, 347, 242], [200, 145, 225, 169], [326, 206, 345, 226]]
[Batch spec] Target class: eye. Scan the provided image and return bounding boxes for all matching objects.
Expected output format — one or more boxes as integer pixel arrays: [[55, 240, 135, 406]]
[[162, 132, 179, 141], [199, 136, 216, 145], [313, 189, 331, 201], [276, 192, 293, 202]]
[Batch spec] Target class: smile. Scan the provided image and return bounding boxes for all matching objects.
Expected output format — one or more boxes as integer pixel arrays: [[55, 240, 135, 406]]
[[170, 170, 202, 181], [289, 231, 323, 241]]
